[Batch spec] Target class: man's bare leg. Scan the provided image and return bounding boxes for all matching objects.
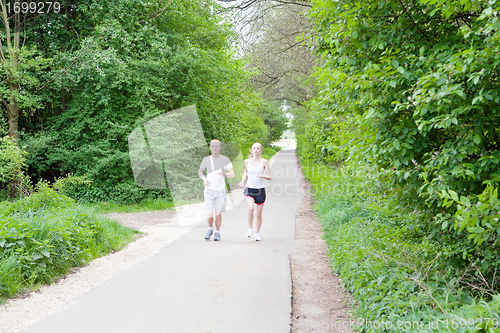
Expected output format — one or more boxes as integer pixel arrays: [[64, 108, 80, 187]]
[[214, 210, 222, 231], [204, 210, 215, 240], [207, 210, 214, 228]]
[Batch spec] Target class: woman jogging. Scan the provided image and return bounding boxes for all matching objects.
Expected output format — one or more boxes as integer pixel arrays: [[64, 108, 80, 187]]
[[238, 142, 271, 241]]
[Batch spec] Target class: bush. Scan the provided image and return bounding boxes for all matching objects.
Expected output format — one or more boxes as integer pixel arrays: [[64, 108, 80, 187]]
[[301, 160, 500, 332], [0, 136, 31, 199], [305, 0, 500, 295], [0, 185, 137, 300], [293, 107, 352, 165]]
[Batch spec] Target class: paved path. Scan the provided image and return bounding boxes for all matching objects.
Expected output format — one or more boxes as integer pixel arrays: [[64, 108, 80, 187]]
[[26, 148, 304, 333]]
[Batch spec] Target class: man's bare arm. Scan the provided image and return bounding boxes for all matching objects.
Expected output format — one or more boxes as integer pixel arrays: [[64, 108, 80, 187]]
[[198, 167, 209, 186]]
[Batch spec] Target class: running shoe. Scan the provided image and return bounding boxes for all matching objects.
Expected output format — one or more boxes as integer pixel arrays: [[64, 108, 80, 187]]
[[246, 228, 253, 238], [214, 231, 221, 241], [204, 229, 213, 240], [255, 232, 261, 241]]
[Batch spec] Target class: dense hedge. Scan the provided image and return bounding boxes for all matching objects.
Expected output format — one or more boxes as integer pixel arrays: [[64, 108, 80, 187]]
[[297, 0, 500, 311]]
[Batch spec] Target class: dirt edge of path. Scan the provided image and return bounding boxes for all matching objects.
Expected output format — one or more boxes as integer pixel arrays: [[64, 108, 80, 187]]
[[290, 167, 356, 333]]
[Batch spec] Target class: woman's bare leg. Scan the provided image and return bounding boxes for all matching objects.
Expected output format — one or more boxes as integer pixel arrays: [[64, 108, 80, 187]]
[[245, 197, 255, 229], [255, 204, 264, 233]]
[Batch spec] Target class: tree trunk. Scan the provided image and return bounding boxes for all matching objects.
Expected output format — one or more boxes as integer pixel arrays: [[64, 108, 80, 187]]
[[1, 1, 23, 197], [1, 1, 22, 141], [7, 101, 20, 141]]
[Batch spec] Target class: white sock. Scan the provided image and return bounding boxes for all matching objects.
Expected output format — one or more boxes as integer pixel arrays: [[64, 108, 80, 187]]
[[209, 227, 214, 231]]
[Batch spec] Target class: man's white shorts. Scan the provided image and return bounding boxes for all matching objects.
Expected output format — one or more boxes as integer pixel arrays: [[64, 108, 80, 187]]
[[204, 188, 227, 213]]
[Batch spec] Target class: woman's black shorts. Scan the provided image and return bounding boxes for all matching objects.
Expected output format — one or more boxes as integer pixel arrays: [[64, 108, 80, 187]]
[[244, 187, 266, 205]]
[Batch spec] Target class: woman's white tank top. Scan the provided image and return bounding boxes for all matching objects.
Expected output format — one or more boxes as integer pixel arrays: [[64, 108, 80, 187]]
[[246, 159, 265, 189]]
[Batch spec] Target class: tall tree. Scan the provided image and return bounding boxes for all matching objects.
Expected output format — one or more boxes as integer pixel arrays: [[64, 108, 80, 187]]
[[0, 0, 54, 196], [16, 0, 274, 203], [219, 0, 316, 106], [0, 0, 62, 142], [1, 0, 26, 140]]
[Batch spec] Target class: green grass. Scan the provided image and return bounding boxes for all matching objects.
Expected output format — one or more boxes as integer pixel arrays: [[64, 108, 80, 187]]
[[263, 145, 281, 161], [301, 161, 500, 333], [81, 197, 177, 214], [0, 185, 138, 301]]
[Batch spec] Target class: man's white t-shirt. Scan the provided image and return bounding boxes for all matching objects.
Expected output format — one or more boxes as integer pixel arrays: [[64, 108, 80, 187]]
[[200, 155, 233, 191]]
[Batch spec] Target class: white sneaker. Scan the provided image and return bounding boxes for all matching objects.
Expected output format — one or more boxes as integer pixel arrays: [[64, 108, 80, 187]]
[[255, 232, 261, 241], [246, 229, 253, 238]]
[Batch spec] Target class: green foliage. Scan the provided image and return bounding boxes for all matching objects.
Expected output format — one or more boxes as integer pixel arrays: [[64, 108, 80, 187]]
[[261, 145, 280, 162], [308, 0, 500, 202], [305, 0, 500, 302], [0, 185, 137, 300], [0, 136, 32, 199], [0, 136, 26, 185], [258, 102, 288, 145], [446, 295, 500, 333], [0, 116, 7, 136], [0, 46, 51, 113], [238, 109, 271, 152], [301, 159, 500, 332], [441, 186, 500, 247], [7, 182, 75, 214], [14, 0, 279, 204], [293, 106, 352, 165], [52, 174, 92, 193]]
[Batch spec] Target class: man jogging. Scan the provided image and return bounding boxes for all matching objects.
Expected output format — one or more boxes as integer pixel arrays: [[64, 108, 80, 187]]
[[198, 139, 234, 241]]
